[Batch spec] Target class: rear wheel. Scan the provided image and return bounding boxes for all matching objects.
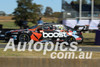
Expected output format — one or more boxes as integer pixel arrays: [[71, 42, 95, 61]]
[[66, 36, 76, 44], [78, 35, 83, 44], [60, 36, 76, 47]]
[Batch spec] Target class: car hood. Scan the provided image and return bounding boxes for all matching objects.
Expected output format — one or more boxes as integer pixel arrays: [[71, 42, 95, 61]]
[[10, 29, 27, 33]]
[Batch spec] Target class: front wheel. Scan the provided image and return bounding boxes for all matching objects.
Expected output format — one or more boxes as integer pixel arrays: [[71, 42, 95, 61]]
[[18, 33, 31, 43]]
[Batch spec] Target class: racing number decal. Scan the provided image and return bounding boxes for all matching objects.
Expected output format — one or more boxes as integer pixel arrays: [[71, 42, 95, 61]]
[[31, 32, 42, 41]]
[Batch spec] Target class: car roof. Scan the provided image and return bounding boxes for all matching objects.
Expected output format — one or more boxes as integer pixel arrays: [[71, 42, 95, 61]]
[[43, 23, 63, 25]]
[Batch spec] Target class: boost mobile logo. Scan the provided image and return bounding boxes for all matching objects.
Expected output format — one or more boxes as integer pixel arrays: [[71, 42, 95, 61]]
[[43, 32, 67, 38]]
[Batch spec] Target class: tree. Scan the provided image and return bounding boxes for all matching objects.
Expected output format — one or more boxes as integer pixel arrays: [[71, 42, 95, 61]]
[[0, 11, 6, 16], [44, 7, 53, 17], [8, 14, 13, 16], [94, 0, 100, 5], [51, 12, 61, 18], [13, 0, 43, 27], [82, 0, 87, 4], [28, 3, 43, 23], [71, 0, 87, 4]]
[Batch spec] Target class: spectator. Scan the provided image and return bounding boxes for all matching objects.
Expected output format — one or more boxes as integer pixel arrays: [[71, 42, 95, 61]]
[[18, 20, 23, 29], [18, 19, 29, 29], [37, 17, 43, 25], [23, 20, 29, 29]]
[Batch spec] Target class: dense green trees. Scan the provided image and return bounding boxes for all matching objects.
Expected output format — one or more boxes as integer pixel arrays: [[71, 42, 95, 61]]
[[13, 0, 43, 26], [71, 0, 87, 4], [0, 11, 6, 16], [94, 0, 100, 5], [44, 7, 61, 18], [13, 0, 62, 27], [52, 12, 61, 18], [44, 7, 53, 17]]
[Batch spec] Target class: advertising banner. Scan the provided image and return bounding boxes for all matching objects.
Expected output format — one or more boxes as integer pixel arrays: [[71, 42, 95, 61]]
[[63, 20, 100, 30], [63, 20, 77, 28], [77, 20, 90, 26], [89, 20, 100, 30]]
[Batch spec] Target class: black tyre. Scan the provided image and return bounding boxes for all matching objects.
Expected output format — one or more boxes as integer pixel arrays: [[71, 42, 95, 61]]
[[78, 35, 84, 44], [14, 33, 31, 45], [19, 33, 31, 43], [67, 36, 76, 44]]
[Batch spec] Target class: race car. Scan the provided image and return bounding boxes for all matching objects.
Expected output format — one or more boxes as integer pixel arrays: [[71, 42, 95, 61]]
[[5, 23, 83, 44]]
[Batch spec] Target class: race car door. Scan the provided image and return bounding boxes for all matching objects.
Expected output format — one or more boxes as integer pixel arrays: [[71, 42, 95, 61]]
[[30, 27, 43, 41]]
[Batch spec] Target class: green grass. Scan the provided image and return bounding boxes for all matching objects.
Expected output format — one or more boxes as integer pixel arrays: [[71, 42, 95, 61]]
[[0, 49, 100, 59], [0, 22, 35, 29], [80, 33, 96, 46], [0, 49, 51, 58], [0, 22, 19, 29], [0, 18, 58, 29]]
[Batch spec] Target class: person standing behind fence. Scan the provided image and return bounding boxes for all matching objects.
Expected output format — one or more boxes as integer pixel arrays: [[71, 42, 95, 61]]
[[23, 20, 29, 29], [19, 20, 23, 29], [37, 17, 43, 25]]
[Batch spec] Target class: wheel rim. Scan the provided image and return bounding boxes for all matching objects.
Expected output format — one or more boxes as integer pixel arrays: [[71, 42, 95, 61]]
[[19, 34, 30, 43], [67, 37, 75, 43]]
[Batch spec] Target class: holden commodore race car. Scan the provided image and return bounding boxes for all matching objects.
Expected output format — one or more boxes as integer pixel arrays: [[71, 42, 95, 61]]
[[5, 23, 83, 44]]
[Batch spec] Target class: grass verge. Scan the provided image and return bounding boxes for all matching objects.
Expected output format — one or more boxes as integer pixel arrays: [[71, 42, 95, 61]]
[[0, 49, 100, 59]]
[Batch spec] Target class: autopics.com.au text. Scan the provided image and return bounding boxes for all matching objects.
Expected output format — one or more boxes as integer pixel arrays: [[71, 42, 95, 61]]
[[4, 39, 92, 59]]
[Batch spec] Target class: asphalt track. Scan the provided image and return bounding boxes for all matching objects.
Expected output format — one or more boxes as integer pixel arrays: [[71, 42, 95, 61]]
[[0, 44, 100, 52]]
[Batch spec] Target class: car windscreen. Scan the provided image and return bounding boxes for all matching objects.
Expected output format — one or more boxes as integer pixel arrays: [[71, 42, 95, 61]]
[[53, 25, 65, 30], [43, 24, 53, 30], [64, 25, 74, 31]]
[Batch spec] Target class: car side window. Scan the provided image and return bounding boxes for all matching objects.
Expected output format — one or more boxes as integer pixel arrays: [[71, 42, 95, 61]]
[[43, 25, 53, 30], [53, 25, 65, 30]]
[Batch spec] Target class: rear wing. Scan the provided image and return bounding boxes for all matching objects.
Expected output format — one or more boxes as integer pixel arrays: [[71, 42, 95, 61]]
[[74, 25, 89, 31]]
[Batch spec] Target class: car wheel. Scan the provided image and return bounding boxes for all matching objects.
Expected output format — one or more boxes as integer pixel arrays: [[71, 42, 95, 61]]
[[67, 36, 76, 44], [19, 34, 30, 43]]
